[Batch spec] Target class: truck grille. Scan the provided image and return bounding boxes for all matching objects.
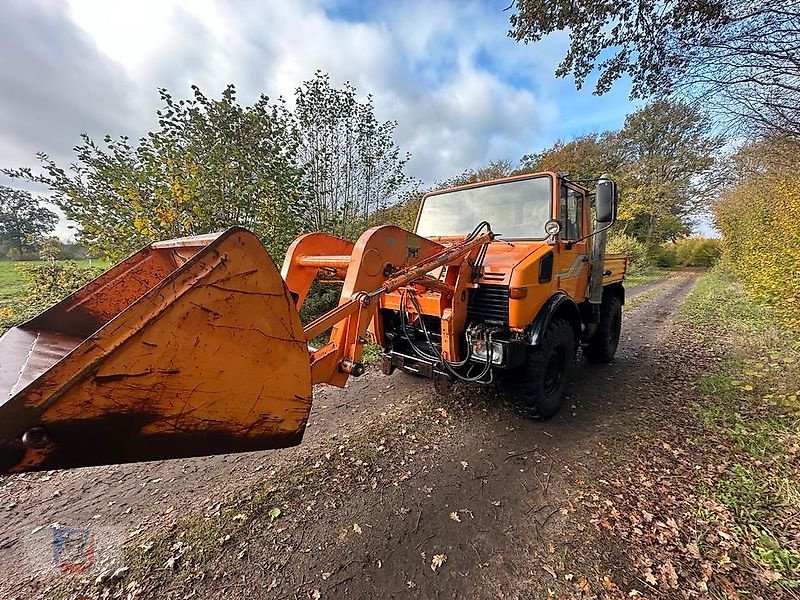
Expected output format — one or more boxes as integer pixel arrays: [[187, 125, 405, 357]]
[[481, 271, 506, 283], [468, 284, 509, 324]]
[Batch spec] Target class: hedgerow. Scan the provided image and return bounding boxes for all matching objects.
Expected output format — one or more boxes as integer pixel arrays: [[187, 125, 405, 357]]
[[714, 137, 800, 329], [656, 238, 721, 268]]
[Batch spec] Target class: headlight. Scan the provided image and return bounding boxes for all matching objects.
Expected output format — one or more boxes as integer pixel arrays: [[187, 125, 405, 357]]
[[471, 339, 503, 364]]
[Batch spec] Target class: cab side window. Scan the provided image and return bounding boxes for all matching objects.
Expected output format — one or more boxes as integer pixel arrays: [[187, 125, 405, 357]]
[[559, 186, 584, 241]]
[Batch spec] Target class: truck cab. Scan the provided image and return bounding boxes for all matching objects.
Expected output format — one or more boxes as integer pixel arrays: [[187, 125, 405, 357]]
[[377, 171, 627, 417]]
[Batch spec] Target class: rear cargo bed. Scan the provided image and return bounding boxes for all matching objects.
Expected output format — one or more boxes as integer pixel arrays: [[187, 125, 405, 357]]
[[602, 253, 627, 285]]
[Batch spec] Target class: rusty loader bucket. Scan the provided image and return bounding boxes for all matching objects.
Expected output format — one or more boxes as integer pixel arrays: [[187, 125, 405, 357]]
[[0, 228, 312, 473]]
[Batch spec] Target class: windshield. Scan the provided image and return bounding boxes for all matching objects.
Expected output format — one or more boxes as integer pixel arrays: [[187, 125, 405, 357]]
[[416, 176, 553, 239]]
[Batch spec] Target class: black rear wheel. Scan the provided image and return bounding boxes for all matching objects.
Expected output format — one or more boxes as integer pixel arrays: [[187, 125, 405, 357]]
[[501, 317, 576, 418], [584, 295, 623, 364]]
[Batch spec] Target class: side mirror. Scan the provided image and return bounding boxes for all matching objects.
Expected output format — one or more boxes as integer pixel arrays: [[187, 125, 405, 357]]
[[595, 178, 617, 224]]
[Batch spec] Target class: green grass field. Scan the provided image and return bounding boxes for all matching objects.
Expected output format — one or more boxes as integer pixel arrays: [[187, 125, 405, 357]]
[[0, 261, 28, 308], [0, 259, 109, 309]]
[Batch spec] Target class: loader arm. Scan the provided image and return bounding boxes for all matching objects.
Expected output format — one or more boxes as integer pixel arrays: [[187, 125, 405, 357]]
[[0, 225, 492, 474], [288, 225, 494, 387]]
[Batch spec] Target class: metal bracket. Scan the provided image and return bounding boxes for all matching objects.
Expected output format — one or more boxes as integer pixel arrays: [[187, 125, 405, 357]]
[[433, 370, 452, 396]]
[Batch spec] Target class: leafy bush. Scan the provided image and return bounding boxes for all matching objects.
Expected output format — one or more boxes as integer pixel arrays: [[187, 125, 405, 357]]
[[653, 244, 678, 267], [0, 307, 15, 334], [656, 238, 721, 267], [299, 280, 342, 324], [606, 232, 651, 274], [676, 238, 720, 267], [371, 189, 422, 231]]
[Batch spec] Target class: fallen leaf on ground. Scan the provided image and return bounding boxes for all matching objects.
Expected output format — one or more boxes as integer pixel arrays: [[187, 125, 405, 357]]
[[660, 561, 679, 588], [602, 575, 617, 590], [431, 554, 447, 572]]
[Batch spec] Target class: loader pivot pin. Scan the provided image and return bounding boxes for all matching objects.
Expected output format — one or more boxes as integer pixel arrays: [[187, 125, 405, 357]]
[[22, 427, 51, 449], [339, 359, 366, 377]]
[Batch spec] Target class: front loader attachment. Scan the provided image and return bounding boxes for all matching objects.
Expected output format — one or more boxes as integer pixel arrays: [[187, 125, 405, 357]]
[[0, 228, 312, 473]]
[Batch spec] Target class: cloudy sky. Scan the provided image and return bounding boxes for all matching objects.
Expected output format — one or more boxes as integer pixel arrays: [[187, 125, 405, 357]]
[[0, 0, 638, 239]]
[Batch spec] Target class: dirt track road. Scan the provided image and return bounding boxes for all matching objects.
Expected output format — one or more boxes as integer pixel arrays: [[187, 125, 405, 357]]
[[1, 272, 699, 599]]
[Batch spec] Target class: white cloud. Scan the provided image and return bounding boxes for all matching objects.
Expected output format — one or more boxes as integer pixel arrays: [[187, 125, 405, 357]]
[[0, 1, 139, 169]]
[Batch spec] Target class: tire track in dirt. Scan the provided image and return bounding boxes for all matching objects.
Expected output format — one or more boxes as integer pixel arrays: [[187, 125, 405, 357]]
[[0, 273, 699, 598], [624, 273, 677, 301]]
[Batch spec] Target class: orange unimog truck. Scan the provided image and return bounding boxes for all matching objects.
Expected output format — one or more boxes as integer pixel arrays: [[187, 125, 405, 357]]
[[374, 172, 627, 417], [0, 172, 625, 474]]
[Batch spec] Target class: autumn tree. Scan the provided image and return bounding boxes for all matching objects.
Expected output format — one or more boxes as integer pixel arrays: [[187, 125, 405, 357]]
[[458, 159, 515, 184], [294, 72, 412, 240], [508, 1, 800, 137], [615, 100, 721, 247], [38, 236, 61, 262], [0, 186, 58, 257], [5, 86, 305, 260], [516, 134, 620, 181], [370, 188, 422, 232]]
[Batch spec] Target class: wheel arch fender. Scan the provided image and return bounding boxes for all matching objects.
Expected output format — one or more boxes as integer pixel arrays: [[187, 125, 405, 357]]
[[526, 293, 582, 346]]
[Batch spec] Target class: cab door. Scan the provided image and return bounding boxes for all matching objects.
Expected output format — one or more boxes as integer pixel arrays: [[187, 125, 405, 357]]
[[556, 183, 589, 300]]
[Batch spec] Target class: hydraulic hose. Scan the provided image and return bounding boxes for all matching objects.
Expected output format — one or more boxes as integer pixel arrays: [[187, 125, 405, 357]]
[[399, 288, 494, 384], [394, 222, 496, 384]]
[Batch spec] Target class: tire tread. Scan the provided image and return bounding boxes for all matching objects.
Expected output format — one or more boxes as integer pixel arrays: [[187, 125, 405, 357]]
[[501, 317, 575, 419], [584, 295, 622, 363]]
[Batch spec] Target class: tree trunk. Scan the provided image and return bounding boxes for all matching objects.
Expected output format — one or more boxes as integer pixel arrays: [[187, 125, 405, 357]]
[[645, 212, 657, 249]]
